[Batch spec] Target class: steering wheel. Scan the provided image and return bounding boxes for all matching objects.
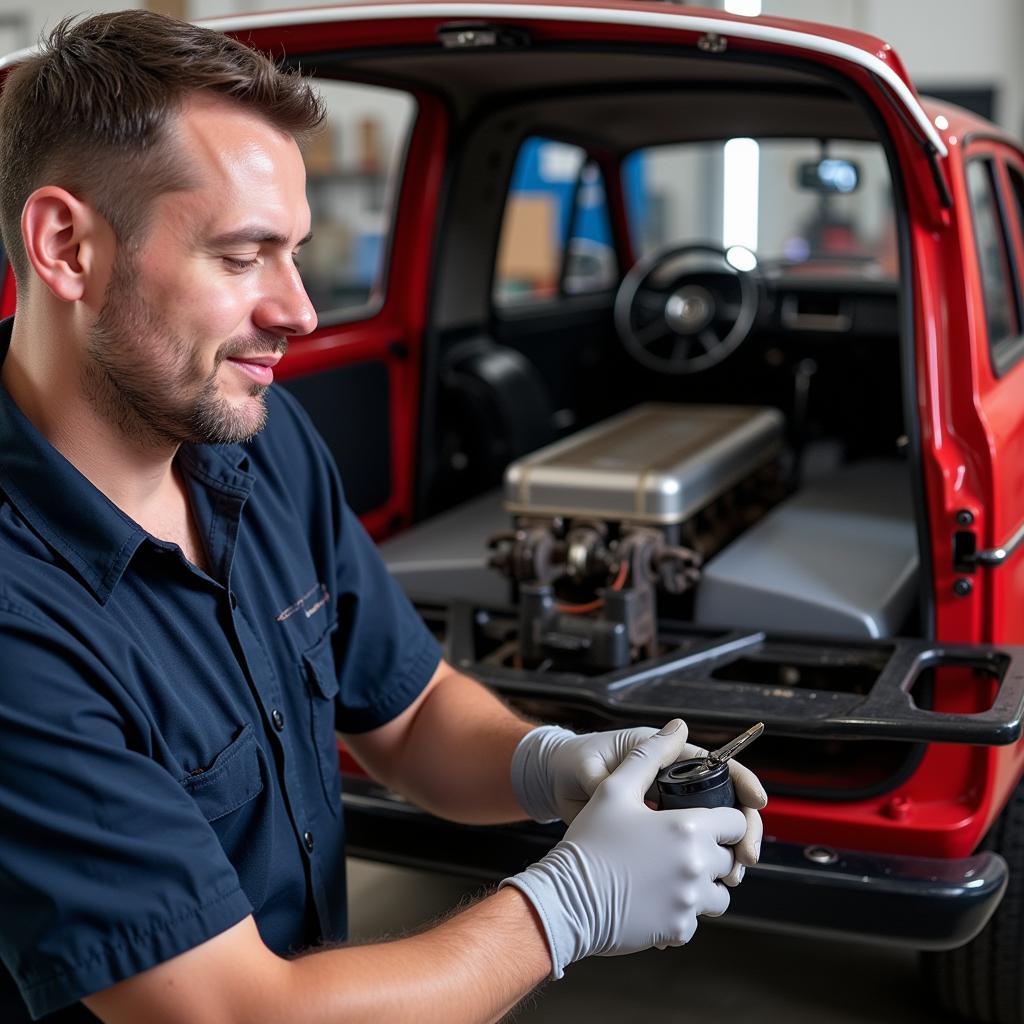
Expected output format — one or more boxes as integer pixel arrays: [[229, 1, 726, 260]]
[[613, 243, 761, 375]]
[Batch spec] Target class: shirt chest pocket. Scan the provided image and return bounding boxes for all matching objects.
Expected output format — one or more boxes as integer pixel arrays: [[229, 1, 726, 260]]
[[181, 724, 271, 908], [302, 630, 342, 816]]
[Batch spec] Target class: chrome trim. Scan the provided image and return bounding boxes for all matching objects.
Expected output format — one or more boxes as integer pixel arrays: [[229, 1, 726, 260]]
[[976, 519, 1024, 567]]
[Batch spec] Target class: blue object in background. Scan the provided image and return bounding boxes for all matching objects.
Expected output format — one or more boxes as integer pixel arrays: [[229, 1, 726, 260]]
[[510, 137, 644, 250], [621, 151, 649, 250], [353, 231, 383, 285], [503, 136, 649, 295]]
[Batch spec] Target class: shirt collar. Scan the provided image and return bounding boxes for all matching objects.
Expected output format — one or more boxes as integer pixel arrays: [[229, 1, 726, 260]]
[[0, 317, 253, 604]]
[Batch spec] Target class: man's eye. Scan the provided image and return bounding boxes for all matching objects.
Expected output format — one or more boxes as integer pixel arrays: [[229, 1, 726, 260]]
[[224, 256, 258, 271]]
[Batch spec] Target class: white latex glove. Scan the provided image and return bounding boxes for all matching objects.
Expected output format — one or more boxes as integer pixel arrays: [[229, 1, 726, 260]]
[[510, 721, 767, 884], [502, 720, 746, 978], [511, 723, 661, 823]]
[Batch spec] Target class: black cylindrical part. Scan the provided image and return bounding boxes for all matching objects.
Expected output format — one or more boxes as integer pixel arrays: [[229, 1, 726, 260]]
[[657, 757, 735, 810]]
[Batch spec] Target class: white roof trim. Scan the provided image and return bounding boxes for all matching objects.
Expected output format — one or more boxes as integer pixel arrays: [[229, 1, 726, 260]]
[[0, 4, 946, 157], [0, 44, 39, 69]]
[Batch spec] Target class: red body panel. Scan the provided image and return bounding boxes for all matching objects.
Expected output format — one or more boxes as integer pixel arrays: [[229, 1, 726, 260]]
[[217, 0, 911, 80], [3, 3, 1022, 862]]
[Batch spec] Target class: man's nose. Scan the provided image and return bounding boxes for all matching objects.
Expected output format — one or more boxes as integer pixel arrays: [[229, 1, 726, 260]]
[[254, 262, 318, 337]]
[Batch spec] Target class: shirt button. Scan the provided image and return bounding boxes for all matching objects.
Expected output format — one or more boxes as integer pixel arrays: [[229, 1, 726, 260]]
[[303, 830, 315, 853], [271, 709, 285, 731]]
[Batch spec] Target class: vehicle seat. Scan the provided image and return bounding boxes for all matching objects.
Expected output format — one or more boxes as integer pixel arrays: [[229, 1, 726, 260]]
[[384, 337, 554, 604], [436, 336, 556, 499]]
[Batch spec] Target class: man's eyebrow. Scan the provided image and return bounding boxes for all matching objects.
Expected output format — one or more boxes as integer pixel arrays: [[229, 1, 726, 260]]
[[208, 227, 314, 249]]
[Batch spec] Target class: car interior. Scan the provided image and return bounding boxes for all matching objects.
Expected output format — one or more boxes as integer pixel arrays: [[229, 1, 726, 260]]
[[291, 41, 935, 795]]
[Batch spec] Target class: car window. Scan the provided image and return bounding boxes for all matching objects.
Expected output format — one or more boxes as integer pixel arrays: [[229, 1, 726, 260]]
[[999, 163, 1024, 375], [966, 158, 1023, 372], [299, 79, 415, 324], [622, 138, 896, 279], [493, 137, 615, 306]]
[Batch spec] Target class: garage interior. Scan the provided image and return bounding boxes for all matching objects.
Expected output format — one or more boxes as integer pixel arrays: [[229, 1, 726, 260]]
[[1, 0, 1022, 1020]]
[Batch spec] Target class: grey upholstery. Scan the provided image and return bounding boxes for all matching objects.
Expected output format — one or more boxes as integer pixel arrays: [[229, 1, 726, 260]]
[[381, 460, 919, 641], [694, 460, 918, 639], [379, 489, 511, 606]]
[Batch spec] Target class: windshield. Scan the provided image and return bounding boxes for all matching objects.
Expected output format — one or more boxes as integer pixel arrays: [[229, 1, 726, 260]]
[[623, 138, 896, 279]]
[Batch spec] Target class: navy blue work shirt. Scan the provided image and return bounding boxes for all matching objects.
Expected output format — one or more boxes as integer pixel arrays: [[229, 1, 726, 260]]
[[0, 318, 442, 1020]]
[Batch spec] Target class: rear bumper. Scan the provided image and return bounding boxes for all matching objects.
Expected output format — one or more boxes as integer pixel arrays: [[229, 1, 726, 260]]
[[343, 778, 1007, 952]]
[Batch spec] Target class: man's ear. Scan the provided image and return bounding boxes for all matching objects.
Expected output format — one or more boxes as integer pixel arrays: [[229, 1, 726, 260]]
[[21, 186, 110, 303]]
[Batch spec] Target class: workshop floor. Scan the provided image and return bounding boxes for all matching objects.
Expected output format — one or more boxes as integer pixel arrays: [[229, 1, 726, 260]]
[[347, 859, 954, 1022]]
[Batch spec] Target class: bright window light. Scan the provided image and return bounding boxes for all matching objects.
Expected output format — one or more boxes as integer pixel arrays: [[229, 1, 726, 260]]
[[723, 138, 759, 253], [724, 0, 761, 15], [539, 142, 584, 183], [726, 245, 758, 272]]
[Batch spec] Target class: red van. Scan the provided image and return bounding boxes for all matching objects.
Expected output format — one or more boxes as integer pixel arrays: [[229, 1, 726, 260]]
[[7, 4, 1024, 1020]]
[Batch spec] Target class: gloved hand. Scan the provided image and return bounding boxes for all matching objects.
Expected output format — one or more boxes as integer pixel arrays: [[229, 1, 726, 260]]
[[511, 721, 766, 884], [502, 720, 746, 978], [511, 723, 660, 823]]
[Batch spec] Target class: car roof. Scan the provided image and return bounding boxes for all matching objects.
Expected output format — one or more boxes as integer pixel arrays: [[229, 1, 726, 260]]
[[198, 0, 947, 156], [919, 96, 1024, 160], [0, 2, 953, 157]]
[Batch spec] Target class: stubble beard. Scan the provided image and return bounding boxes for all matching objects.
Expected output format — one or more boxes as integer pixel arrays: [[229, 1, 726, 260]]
[[82, 250, 286, 448]]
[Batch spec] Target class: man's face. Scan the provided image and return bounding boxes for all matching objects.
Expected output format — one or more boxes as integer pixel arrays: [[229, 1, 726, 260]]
[[83, 94, 317, 447]]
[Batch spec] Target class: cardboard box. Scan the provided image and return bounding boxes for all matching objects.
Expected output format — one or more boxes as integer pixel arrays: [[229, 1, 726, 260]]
[[495, 194, 559, 294]]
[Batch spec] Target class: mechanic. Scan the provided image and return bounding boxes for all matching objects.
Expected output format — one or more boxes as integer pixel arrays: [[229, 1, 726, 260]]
[[0, 12, 766, 1023]]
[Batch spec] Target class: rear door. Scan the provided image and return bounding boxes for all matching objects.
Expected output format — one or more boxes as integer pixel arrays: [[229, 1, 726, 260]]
[[957, 138, 1024, 643]]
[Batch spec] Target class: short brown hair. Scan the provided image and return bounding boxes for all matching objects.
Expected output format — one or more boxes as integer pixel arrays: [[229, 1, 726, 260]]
[[0, 10, 325, 284]]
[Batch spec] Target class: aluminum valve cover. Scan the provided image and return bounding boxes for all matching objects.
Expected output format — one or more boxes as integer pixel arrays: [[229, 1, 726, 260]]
[[504, 402, 784, 525]]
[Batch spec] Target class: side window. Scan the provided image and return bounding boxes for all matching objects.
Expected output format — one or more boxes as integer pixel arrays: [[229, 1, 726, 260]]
[[965, 159, 1022, 373], [493, 137, 616, 306], [299, 80, 415, 324], [1004, 166, 1024, 372]]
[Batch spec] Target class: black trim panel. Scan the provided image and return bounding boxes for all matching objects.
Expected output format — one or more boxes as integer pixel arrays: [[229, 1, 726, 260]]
[[343, 778, 1007, 952], [282, 360, 392, 514], [441, 601, 1024, 746]]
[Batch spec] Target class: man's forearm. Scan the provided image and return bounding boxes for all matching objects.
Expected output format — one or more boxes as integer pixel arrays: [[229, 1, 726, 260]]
[[85, 888, 552, 1024], [290, 886, 549, 1022], [346, 668, 536, 824]]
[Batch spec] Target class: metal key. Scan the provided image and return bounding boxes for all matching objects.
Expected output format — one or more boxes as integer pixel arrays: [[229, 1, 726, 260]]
[[706, 721, 765, 767]]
